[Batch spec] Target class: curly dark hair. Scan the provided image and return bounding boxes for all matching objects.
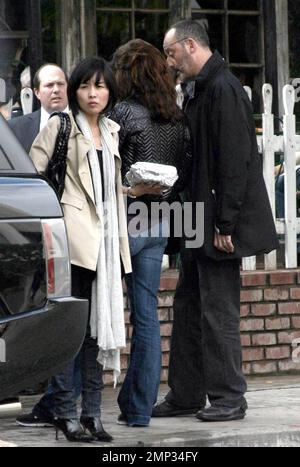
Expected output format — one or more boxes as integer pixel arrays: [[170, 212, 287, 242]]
[[112, 39, 183, 122]]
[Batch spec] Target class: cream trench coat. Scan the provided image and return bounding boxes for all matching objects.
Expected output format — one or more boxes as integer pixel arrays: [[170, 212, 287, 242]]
[[30, 112, 131, 274]]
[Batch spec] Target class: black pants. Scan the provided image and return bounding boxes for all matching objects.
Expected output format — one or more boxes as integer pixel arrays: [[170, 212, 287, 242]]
[[166, 249, 247, 409]]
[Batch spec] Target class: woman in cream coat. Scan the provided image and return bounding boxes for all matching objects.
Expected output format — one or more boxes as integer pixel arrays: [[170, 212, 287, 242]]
[[30, 58, 131, 443]]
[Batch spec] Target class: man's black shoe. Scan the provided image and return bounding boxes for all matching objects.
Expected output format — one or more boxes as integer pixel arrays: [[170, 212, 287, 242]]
[[152, 400, 201, 417], [196, 402, 248, 422]]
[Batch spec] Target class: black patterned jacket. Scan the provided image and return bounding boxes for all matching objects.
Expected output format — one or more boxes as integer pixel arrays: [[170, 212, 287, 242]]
[[110, 100, 192, 202]]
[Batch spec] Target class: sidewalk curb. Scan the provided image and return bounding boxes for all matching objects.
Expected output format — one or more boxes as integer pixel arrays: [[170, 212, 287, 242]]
[[108, 428, 300, 448], [135, 431, 300, 448]]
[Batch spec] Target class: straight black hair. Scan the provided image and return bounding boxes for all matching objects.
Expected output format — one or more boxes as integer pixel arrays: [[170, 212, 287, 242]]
[[68, 57, 117, 115]]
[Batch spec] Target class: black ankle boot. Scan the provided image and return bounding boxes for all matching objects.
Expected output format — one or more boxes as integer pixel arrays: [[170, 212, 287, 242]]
[[53, 418, 93, 443], [80, 416, 113, 442]]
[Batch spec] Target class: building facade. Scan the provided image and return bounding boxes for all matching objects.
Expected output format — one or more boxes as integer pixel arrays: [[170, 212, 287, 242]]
[[0, 1, 294, 115]]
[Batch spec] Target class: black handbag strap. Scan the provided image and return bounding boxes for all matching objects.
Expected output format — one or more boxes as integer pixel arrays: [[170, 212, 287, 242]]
[[45, 112, 72, 199]]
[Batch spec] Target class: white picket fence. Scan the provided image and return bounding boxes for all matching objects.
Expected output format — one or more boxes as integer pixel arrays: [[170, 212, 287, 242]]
[[242, 83, 300, 271], [0, 78, 33, 118]]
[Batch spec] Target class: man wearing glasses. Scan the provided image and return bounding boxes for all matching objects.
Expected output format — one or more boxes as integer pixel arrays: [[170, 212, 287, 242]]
[[153, 20, 278, 422]]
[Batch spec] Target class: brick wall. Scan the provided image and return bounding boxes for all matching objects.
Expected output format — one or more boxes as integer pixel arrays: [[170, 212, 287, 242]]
[[240, 270, 300, 376], [103, 269, 300, 385]]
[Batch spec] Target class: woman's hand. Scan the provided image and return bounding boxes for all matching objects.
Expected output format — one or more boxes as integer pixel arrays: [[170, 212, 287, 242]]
[[126, 183, 166, 198]]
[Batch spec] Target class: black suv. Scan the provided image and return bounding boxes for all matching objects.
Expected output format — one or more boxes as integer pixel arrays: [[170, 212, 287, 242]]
[[0, 114, 88, 400]]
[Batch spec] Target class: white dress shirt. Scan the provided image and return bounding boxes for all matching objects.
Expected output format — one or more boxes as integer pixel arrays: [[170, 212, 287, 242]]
[[40, 106, 69, 132]]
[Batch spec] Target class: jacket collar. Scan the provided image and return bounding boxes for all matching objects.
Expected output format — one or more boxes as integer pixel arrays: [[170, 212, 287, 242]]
[[191, 50, 227, 94], [106, 117, 120, 134], [69, 112, 121, 160], [70, 112, 120, 136], [27, 109, 41, 120]]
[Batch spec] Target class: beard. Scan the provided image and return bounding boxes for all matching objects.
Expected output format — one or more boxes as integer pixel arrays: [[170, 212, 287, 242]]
[[176, 50, 195, 83]]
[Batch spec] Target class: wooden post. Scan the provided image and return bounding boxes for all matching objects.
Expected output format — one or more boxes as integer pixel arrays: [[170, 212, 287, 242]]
[[25, 0, 42, 111], [59, 0, 81, 76], [169, 0, 191, 25], [80, 0, 97, 58], [26, 0, 43, 80], [263, 0, 289, 120], [58, 0, 97, 76], [20, 87, 33, 115], [283, 85, 297, 268], [276, 0, 290, 117], [262, 84, 277, 270]]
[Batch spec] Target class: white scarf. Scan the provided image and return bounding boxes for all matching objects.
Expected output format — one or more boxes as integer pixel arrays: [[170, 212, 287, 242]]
[[76, 111, 125, 386]]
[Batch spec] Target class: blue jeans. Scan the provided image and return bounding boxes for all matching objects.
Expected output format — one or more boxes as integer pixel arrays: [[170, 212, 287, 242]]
[[276, 169, 300, 253], [51, 328, 104, 419], [276, 169, 300, 217], [118, 223, 167, 426], [32, 356, 82, 419], [51, 265, 104, 420]]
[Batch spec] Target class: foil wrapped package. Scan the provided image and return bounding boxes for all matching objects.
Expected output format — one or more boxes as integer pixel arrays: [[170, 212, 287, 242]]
[[126, 162, 178, 188]]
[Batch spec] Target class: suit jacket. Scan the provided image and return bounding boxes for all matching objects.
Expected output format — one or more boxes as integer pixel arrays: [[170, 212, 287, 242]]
[[8, 110, 41, 153], [30, 112, 131, 274]]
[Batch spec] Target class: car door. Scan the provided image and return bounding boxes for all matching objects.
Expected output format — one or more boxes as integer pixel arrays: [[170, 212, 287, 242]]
[[0, 115, 88, 399]]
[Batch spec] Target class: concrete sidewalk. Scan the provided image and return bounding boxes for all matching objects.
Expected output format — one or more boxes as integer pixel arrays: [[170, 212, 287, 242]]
[[1, 376, 300, 447]]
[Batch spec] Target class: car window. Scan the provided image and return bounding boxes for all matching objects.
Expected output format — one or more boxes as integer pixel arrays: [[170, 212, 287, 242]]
[[0, 115, 36, 174], [0, 233, 9, 244], [0, 145, 14, 171]]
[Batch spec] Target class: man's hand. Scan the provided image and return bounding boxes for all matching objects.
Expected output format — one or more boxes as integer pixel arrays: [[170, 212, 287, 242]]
[[214, 233, 235, 254]]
